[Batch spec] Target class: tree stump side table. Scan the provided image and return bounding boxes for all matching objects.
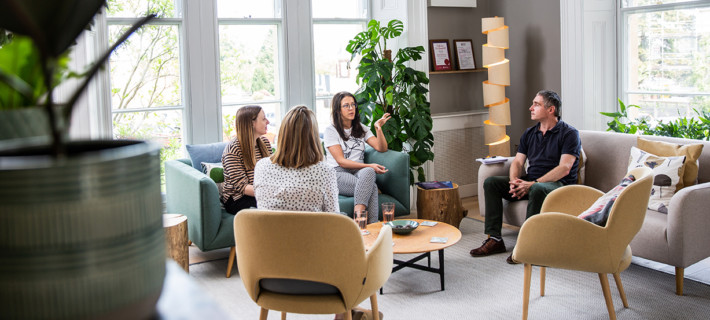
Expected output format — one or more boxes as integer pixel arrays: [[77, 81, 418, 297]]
[[163, 214, 189, 273], [416, 183, 467, 228]]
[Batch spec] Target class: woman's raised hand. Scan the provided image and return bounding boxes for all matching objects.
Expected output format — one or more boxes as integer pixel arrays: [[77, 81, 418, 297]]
[[374, 113, 392, 131]]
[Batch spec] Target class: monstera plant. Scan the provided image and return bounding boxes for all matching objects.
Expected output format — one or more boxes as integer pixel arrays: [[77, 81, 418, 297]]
[[347, 19, 434, 184], [0, 1, 166, 319]]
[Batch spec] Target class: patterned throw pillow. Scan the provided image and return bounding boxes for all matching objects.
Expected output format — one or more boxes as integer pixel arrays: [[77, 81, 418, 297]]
[[637, 137, 703, 188], [201, 162, 224, 195], [627, 146, 686, 214], [578, 174, 636, 226]]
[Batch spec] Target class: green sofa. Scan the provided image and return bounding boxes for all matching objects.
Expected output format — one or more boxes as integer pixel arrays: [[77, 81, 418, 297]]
[[164, 147, 410, 255]]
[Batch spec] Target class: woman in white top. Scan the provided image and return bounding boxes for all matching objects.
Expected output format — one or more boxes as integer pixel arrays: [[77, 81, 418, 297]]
[[254, 106, 339, 213], [323, 91, 391, 223]]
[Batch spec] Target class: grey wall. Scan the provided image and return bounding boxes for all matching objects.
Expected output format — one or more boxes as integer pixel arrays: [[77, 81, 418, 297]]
[[426, 0, 562, 153], [487, 0, 561, 151]]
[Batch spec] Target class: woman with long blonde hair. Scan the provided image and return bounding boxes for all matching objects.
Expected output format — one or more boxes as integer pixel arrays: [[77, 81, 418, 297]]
[[221, 105, 272, 214], [253, 106, 339, 212]]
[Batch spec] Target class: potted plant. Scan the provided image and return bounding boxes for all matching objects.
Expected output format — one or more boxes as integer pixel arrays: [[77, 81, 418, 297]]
[[346, 19, 435, 184], [0, 1, 165, 319]]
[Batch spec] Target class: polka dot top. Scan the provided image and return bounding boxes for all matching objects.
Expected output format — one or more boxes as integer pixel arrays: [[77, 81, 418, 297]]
[[253, 158, 340, 213]]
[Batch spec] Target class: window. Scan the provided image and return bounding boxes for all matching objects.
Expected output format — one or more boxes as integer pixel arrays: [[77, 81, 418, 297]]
[[106, 0, 185, 185], [217, 0, 283, 143], [312, 0, 368, 134], [92, 0, 370, 170], [620, 0, 710, 121]]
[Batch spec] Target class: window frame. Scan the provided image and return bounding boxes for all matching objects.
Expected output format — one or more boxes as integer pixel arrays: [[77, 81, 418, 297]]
[[618, 0, 710, 119], [86, 0, 371, 146]]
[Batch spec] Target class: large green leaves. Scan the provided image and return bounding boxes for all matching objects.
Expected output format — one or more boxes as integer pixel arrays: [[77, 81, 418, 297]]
[[347, 19, 435, 184]]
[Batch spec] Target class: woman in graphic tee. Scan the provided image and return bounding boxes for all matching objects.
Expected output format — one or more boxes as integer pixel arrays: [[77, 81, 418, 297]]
[[323, 91, 391, 223]]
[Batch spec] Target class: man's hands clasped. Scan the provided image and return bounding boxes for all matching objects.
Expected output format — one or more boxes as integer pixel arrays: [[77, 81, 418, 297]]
[[509, 178, 535, 199]]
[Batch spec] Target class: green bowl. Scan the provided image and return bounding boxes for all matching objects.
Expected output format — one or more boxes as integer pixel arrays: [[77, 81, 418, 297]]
[[385, 220, 419, 235]]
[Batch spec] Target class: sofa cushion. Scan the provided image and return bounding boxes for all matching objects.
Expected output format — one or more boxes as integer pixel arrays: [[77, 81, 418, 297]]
[[628, 146, 686, 214], [185, 142, 228, 171], [637, 137, 703, 188], [201, 162, 224, 195], [578, 174, 636, 226], [577, 147, 587, 185]]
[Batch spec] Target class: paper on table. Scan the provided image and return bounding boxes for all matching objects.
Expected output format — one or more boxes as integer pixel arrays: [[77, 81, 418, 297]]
[[430, 237, 448, 243], [420, 221, 438, 226], [476, 157, 507, 165]]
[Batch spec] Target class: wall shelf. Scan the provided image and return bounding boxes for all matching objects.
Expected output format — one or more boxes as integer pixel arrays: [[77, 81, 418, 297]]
[[429, 68, 486, 75]]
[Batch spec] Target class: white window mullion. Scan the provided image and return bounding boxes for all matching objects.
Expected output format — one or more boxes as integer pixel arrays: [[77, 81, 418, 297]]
[[284, 0, 316, 110], [184, 0, 221, 144]]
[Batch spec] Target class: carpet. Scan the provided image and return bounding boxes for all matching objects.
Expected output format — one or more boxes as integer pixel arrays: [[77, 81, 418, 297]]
[[187, 217, 710, 319]]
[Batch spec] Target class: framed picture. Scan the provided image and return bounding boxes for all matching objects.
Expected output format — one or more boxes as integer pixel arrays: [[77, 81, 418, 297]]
[[453, 39, 476, 70], [429, 39, 452, 71]]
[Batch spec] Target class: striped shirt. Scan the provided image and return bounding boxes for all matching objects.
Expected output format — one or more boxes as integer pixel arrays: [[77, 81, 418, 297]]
[[221, 136, 272, 203]]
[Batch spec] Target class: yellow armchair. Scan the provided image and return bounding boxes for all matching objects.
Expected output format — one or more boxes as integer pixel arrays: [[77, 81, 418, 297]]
[[233, 209, 393, 320], [512, 167, 653, 320]]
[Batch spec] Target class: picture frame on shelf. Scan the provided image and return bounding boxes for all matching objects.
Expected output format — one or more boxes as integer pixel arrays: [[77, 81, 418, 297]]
[[429, 39, 452, 71], [453, 39, 476, 70]]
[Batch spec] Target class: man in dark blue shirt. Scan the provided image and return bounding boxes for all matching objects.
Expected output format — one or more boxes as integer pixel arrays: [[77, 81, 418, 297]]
[[470, 90, 581, 264]]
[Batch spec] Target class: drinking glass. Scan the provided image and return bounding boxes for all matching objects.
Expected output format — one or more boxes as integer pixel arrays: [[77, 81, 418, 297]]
[[382, 202, 395, 223], [354, 210, 368, 235]]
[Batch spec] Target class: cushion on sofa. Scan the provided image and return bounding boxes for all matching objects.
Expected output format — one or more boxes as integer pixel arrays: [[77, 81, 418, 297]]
[[201, 161, 225, 193], [627, 146, 686, 214], [637, 137, 703, 188], [578, 174, 636, 226], [185, 142, 228, 171]]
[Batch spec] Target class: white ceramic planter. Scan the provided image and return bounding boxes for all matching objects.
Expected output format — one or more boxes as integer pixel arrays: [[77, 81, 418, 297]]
[[0, 140, 165, 319]]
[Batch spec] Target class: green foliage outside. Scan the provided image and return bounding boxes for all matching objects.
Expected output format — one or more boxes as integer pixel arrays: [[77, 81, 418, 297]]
[[346, 19, 434, 184], [600, 98, 710, 140]]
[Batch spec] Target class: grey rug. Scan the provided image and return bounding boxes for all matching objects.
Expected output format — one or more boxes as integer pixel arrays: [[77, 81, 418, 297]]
[[188, 217, 710, 319]]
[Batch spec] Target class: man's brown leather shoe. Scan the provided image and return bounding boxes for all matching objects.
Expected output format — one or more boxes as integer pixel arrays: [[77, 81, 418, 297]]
[[470, 238, 506, 257]]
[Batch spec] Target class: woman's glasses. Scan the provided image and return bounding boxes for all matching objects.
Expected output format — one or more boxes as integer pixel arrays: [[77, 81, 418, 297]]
[[341, 103, 357, 110]]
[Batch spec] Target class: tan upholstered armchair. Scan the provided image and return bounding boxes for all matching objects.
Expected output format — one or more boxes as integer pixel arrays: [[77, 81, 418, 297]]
[[512, 167, 653, 320], [233, 209, 393, 320]]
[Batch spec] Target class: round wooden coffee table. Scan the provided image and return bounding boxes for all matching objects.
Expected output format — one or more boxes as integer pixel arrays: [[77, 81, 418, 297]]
[[363, 219, 462, 292]]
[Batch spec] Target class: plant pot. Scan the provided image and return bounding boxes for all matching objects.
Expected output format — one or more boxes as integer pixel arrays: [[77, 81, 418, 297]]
[[0, 140, 166, 319], [0, 106, 66, 142]]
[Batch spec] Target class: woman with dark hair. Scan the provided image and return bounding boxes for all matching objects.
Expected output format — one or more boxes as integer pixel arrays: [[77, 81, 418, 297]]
[[324, 91, 391, 223], [221, 105, 272, 215], [253, 105, 339, 212]]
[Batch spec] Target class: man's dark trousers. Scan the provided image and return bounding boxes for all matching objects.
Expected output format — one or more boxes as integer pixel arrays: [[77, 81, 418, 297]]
[[483, 176, 563, 237]]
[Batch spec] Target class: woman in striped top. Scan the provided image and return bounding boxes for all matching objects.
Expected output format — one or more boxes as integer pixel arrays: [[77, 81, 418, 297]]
[[221, 105, 272, 215]]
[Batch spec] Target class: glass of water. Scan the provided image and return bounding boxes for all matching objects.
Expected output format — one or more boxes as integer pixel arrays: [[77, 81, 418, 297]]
[[354, 210, 368, 235], [382, 202, 395, 223]]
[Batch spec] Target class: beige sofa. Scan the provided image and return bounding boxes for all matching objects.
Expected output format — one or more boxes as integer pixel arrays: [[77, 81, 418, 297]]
[[478, 130, 710, 295]]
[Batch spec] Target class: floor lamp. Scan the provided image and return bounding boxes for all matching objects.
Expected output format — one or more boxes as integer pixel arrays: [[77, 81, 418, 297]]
[[482, 17, 511, 157]]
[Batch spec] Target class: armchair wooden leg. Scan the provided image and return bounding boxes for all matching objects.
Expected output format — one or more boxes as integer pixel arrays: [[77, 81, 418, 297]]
[[612, 273, 628, 308], [259, 307, 268, 320], [675, 267, 684, 296], [226, 246, 236, 278], [370, 293, 380, 320], [281, 311, 287, 320], [540, 267, 546, 297], [344, 309, 352, 320], [598, 273, 617, 320], [523, 263, 532, 320]]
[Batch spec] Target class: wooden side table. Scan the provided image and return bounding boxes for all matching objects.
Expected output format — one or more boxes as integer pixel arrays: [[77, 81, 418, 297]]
[[416, 183, 467, 228], [163, 214, 189, 273]]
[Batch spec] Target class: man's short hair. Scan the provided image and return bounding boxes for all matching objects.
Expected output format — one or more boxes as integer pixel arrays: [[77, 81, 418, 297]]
[[536, 90, 561, 119]]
